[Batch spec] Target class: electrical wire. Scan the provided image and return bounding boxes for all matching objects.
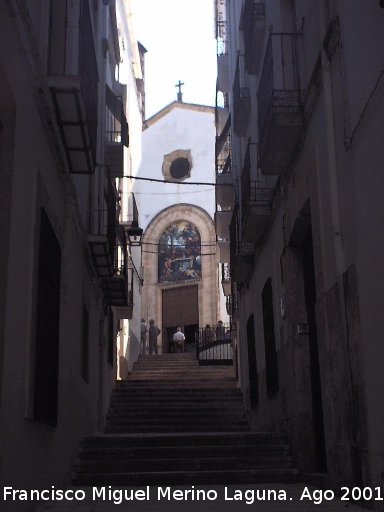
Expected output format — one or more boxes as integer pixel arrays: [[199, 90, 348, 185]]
[[124, 175, 234, 187]]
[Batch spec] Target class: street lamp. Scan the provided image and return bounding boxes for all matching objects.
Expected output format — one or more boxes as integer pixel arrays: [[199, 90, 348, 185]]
[[126, 222, 143, 247]]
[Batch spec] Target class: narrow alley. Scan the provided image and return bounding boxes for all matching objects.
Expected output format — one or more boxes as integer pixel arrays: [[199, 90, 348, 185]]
[[1, 1, 384, 512]]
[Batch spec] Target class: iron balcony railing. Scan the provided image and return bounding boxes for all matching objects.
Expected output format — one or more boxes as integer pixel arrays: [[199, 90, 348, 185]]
[[105, 86, 129, 147], [215, 114, 231, 159], [216, 20, 228, 56], [221, 262, 231, 282], [229, 205, 239, 265], [241, 142, 274, 220], [216, 155, 231, 176], [257, 32, 304, 150], [226, 295, 238, 316]]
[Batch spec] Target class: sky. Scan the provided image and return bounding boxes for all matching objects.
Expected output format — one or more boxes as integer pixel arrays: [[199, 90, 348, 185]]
[[131, 0, 218, 119]]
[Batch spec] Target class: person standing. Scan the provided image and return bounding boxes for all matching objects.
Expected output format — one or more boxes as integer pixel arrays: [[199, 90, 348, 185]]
[[173, 326, 185, 353], [140, 318, 148, 355], [148, 319, 161, 355]]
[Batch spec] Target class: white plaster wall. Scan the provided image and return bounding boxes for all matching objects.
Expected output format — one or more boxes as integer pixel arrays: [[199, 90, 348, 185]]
[[134, 104, 216, 231]]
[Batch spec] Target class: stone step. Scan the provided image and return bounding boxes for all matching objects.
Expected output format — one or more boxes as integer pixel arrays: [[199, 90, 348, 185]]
[[105, 425, 250, 434], [73, 468, 300, 486], [113, 385, 241, 393], [80, 432, 288, 448], [75, 457, 294, 472], [78, 446, 291, 460], [108, 403, 245, 413]]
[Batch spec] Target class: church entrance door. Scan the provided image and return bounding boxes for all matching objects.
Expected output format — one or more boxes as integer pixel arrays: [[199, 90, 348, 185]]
[[162, 286, 199, 353]]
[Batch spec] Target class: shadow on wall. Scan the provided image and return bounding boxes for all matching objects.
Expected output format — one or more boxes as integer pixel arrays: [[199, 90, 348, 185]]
[[127, 331, 140, 373]]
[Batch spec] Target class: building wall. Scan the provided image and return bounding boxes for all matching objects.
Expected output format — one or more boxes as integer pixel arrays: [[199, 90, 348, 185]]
[[136, 103, 217, 231], [141, 204, 218, 348], [0, 0, 143, 506], [134, 102, 224, 357], [220, 0, 384, 495]]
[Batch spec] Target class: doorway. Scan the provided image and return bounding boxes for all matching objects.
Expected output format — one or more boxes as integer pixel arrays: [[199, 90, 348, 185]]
[[302, 227, 327, 471], [162, 285, 199, 353]]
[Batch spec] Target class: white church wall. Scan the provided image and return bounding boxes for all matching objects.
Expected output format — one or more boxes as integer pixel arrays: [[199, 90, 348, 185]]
[[134, 104, 216, 232]]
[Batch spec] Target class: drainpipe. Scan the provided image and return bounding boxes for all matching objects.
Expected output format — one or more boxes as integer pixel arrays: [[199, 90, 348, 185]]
[[319, 4, 345, 277]]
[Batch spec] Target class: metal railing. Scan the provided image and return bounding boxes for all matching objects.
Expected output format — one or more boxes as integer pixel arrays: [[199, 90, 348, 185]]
[[216, 155, 231, 175], [222, 262, 231, 282], [226, 295, 238, 316], [258, 32, 304, 146], [106, 131, 122, 143], [196, 324, 233, 365], [105, 86, 129, 147], [216, 20, 228, 56]]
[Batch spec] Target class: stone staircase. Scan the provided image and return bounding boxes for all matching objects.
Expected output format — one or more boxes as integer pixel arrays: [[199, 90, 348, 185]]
[[73, 354, 298, 485]]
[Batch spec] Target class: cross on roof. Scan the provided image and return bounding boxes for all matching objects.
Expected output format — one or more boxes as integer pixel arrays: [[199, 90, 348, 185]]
[[175, 80, 184, 101], [175, 80, 184, 94]]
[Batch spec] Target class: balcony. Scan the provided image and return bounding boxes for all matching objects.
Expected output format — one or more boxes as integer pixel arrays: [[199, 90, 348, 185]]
[[215, 208, 232, 240], [103, 228, 133, 319], [217, 20, 230, 92], [216, 155, 235, 211], [258, 33, 305, 175], [241, 142, 274, 241], [242, 1, 266, 75], [215, 106, 230, 136], [226, 294, 238, 317], [48, 0, 98, 174], [105, 85, 129, 179], [221, 263, 231, 296], [230, 207, 255, 283], [233, 54, 250, 136], [218, 238, 230, 263], [88, 176, 117, 278]]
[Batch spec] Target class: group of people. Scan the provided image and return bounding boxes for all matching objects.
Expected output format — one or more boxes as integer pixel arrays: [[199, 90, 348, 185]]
[[140, 320, 230, 355], [140, 320, 186, 354]]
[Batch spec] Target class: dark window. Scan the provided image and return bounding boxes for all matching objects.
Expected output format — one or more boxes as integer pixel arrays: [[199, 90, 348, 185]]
[[34, 209, 61, 426], [169, 158, 190, 179], [261, 278, 279, 397], [81, 304, 89, 382]]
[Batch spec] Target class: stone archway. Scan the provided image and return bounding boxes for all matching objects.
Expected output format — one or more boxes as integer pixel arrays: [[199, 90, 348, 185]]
[[141, 204, 218, 353]]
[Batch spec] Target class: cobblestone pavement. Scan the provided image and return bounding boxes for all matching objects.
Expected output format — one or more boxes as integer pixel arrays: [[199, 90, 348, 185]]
[[31, 484, 371, 512]]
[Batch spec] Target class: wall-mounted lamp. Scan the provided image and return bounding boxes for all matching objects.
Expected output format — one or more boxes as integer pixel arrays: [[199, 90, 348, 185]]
[[126, 222, 143, 247]]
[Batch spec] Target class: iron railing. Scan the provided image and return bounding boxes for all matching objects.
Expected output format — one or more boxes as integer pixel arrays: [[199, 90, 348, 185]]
[[258, 32, 304, 149], [106, 86, 129, 147], [215, 114, 231, 159], [216, 20, 228, 56], [196, 324, 233, 365], [222, 262, 231, 282], [226, 295, 238, 316]]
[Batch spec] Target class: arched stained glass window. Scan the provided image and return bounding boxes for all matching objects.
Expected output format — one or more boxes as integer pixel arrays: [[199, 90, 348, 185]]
[[158, 222, 201, 283]]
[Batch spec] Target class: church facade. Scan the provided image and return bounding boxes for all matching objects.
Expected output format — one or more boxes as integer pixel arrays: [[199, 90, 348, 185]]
[[134, 101, 225, 354]]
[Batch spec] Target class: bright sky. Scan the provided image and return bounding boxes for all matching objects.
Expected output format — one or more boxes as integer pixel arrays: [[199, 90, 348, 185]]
[[131, 0, 217, 119]]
